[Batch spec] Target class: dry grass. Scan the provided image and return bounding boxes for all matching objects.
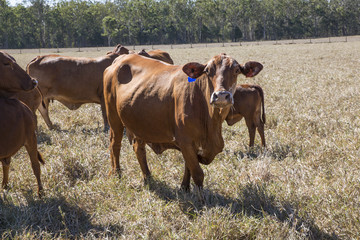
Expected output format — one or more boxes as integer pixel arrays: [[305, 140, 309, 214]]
[[1, 40, 359, 239]]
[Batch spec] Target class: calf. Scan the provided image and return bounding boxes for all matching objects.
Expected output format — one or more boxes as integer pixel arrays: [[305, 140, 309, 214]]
[[225, 84, 266, 147], [0, 51, 44, 197]]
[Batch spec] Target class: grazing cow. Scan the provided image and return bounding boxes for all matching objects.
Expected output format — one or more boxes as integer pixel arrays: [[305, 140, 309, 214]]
[[0, 51, 44, 197], [226, 84, 266, 147], [138, 49, 174, 64], [27, 44, 130, 131], [103, 53, 263, 195]]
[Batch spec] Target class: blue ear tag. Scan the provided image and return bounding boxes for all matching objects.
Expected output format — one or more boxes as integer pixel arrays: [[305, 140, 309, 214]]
[[188, 76, 196, 82]]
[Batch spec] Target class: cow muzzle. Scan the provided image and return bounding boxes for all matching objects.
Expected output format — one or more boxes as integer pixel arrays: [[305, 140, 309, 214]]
[[210, 90, 233, 108], [32, 79, 38, 89]]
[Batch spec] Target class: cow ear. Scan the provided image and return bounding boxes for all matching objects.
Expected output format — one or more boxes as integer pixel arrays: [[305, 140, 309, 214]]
[[240, 61, 263, 78], [182, 62, 206, 79], [138, 49, 150, 57], [118, 46, 130, 55]]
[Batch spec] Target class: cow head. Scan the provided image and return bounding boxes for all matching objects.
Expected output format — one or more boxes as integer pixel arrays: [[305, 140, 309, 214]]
[[107, 44, 131, 56], [0, 51, 37, 93], [137, 49, 151, 58], [182, 53, 263, 108]]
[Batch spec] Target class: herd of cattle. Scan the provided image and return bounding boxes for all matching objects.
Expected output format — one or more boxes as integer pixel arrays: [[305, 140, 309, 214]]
[[0, 44, 265, 199]]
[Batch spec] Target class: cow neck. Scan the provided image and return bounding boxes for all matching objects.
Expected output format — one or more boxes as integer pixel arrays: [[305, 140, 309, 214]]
[[196, 75, 227, 123], [195, 75, 227, 158], [0, 90, 16, 99]]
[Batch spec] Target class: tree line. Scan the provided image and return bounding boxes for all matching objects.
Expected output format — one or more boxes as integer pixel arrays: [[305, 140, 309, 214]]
[[1, 0, 359, 49]]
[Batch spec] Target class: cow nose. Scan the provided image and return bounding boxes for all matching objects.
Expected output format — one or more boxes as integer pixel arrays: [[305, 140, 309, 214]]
[[210, 91, 233, 107], [32, 79, 38, 88]]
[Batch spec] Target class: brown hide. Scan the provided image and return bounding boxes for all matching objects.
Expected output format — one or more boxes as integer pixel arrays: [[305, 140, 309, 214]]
[[138, 49, 174, 64], [104, 53, 263, 192], [26, 44, 129, 131], [0, 51, 44, 197], [226, 84, 266, 147], [15, 87, 42, 129]]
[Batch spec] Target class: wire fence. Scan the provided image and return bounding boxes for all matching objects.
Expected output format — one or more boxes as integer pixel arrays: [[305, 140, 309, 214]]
[[2, 35, 359, 55]]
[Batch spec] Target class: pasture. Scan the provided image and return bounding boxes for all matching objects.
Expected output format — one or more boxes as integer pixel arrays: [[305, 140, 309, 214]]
[[1, 40, 359, 239]]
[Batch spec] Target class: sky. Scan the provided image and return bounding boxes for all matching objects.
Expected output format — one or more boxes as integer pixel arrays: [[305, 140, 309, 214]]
[[7, 0, 30, 6]]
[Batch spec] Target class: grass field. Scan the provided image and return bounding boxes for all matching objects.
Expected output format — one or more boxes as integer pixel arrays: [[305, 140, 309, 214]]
[[1, 40, 359, 239]]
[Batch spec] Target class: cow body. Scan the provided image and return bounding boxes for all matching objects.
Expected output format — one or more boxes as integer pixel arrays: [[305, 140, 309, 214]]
[[104, 53, 262, 193], [27, 44, 129, 130], [0, 51, 44, 197], [15, 88, 42, 129], [226, 84, 266, 147]]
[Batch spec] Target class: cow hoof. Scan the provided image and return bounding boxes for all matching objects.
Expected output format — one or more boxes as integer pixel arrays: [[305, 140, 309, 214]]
[[180, 184, 190, 192], [143, 175, 154, 186], [194, 185, 205, 204], [38, 189, 45, 199], [108, 169, 122, 178]]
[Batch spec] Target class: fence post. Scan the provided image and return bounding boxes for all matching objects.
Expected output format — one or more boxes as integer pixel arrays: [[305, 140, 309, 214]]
[[19, 49, 22, 54]]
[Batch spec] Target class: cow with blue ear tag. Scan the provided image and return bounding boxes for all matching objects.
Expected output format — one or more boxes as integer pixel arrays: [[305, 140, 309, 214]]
[[104, 52, 263, 203]]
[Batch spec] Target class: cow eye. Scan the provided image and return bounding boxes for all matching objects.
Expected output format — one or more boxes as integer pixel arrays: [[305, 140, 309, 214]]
[[3, 62, 11, 66]]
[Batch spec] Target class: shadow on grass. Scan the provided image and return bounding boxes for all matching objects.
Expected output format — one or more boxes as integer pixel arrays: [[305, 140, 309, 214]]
[[36, 131, 52, 145], [146, 177, 337, 240], [0, 193, 123, 238]]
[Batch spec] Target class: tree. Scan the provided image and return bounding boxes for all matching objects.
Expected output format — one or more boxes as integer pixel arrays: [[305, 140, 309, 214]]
[[102, 16, 119, 46]]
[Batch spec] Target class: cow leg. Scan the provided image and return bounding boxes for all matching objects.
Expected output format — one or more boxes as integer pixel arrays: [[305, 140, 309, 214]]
[[133, 139, 151, 181], [109, 123, 124, 177], [100, 95, 110, 132], [181, 146, 204, 189], [245, 118, 256, 147], [257, 121, 266, 147], [24, 141, 44, 197], [181, 165, 191, 192], [182, 149, 205, 203], [1, 157, 11, 190], [38, 98, 54, 129], [33, 112, 39, 133]]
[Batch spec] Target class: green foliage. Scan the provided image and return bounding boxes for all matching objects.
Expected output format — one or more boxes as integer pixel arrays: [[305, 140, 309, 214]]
[[0, 0, 359, 48]]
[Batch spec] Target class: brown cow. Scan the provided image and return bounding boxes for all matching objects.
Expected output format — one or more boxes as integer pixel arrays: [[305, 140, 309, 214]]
[[27, 44, 129, 131], [138, 49, 174, 64], [226, 84, 266, 147], [103, 53, 263, 197], [0, 51, 44, 197], [15, 88, 42, 129]]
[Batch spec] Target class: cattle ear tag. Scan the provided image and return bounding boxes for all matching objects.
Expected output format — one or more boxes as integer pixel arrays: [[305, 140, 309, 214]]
[[188, 77, 196, 82]]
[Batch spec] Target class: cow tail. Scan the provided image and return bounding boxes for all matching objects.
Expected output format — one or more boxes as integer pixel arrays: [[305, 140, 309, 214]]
[[253, 85, 266, 124], [37, 151, 45, 165]]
